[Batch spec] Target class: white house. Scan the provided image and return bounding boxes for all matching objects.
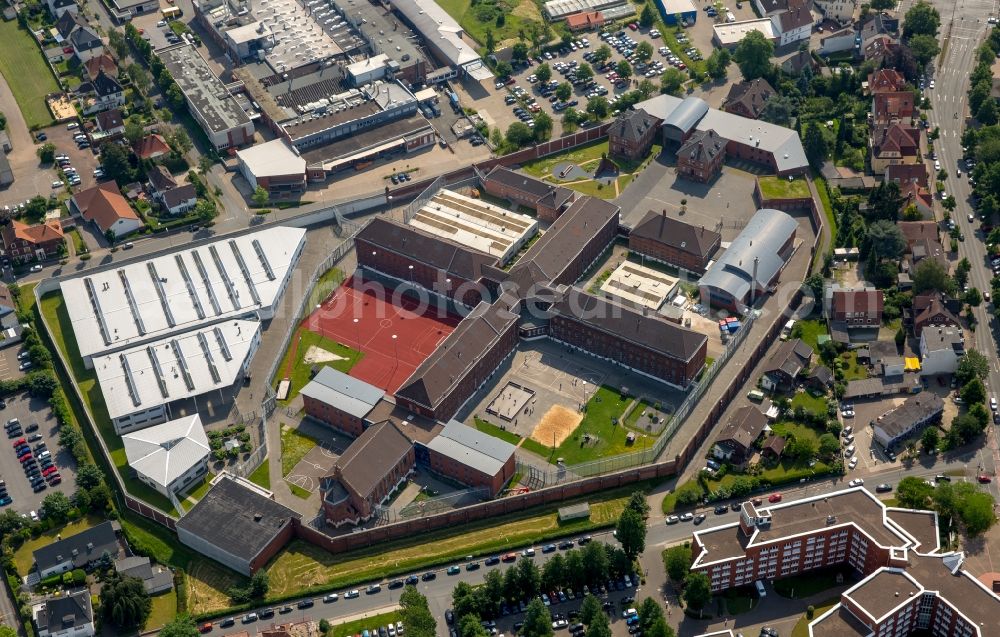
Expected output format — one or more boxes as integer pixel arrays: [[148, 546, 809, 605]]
[[70, 181, 144, 239], [83, 70, 124, 115], [33, 591, 95, 637], [813, 0, 855, 25], [122, 414, 211, 497], [919, 327, 964, 377], [46, 0, 78, 18], [774, 6, 815, 46]]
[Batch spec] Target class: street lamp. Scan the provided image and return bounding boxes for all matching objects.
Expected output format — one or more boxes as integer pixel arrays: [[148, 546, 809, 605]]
[[353, 318, 360, 349], [392, 334, 399, 375], [408, 264, 414, 284]]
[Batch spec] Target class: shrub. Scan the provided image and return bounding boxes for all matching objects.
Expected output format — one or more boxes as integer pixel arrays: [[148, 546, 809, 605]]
[[807, 605, 815, 619]]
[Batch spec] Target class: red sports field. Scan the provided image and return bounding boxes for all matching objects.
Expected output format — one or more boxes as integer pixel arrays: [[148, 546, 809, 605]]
[[301, 275, 461, 393]]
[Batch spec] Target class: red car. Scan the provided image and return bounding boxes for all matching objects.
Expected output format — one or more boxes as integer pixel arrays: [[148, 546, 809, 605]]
[[11, 438, 25, 448], [47, 476, 61, 486], [42, 466, 57, 477], [978, 474, 993, 483], [628, 22, 638, 30], [768, 493, 783, 503], [199, 623, 212, 634], [18, 453, 32, 463]]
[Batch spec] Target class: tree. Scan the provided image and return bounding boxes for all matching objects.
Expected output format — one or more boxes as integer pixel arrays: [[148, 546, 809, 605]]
[[576, 63, 594, 83], [760, 93, 794, 126], [159, 616, 200, 637], [674, 481, 703, 507], [961, 378, 986, 405], [76, 463, 104, 490], [400, 586, 436, 637], [169, 128, 193, 154], [482, 569, 503, 617], [579, 594, 602, 626], [556, 82, 572, 101], [586, 96, 610, 120], [248, 570, 269, 599], [541, 554, 566, 591], [126, 63, 151, 96], [562, 107, 581, 131], [37, 142, 55, 163], [903, 0, 941, 40], [956, 350, 990, 384], [640, 3, 656, 27], [663, 545, 692, 582], [897, 476, 935, 509], [788, 435, 818, 460], [452, 581, 480, 620], [959, 491, 997, 534], [908, 33, 940, 66], [124, 119, 145, 146], [485, 28, 496, 54], [616, 508, 646, 559], [683, 572, 712, 610], [105, 228, 117, 247], [108, 28, 127, 60], [594, 45, 612, 65], [536, 63, 552, 84], [512, 42, 528, 62], [495, 60, 513, 79], [533, 111, 553, 141], [100, 142, 133, 184], [615, 59, 632, 81], [734, 30, 774, 80], [803, 123, 828, 169], [645, 619, 675, 637], [965, 287, 983, 307], [584, 609, 612, 637], [41, 492, 71, 521], [582, 542, 609, 584], [506, 122, 535, 147], [920, 427, 939, 454], [866, 219, 907, 258], [977, 99, 999, 126], [516, 556, 541, 597], [523, 598, 554, 637], [870, 0, 895, 9], [660, 68, 685, 95], [912, 257, 957, 295], [251, 185, 269, 207], [459, 614, 490, 637], [100, 571, 152, 630], [636, 41, 654, 61], [638, 598, 664, 634], [818, 433, 840, 458], [626, 491, 650, 518], [705, 48, 730, 80], [943, 195, 957, 213]]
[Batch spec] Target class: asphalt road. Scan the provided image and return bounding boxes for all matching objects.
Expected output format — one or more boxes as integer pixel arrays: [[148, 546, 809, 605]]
[[921, 0, 1000, 500], [190, 460, 980, 637]]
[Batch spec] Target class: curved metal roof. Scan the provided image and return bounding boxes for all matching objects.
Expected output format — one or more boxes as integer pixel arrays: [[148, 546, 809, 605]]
[[663, 96, 708, 134]]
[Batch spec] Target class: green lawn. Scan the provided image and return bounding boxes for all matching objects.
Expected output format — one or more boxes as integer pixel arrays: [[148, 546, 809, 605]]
[[13, 515, 106, 576], [39, 291, 178, 515], [791, 597, 841, 637], [811, 170, 838, 244], [434, 0, 547, 49], [287, 482, 312, 499], [794, 319, 828, 352], [530, 386, 649, 465], [473, 417, 523, 445], [179, 475, 214, 511], [332, 611, 402, 637], [248, 459, 271, 490], [146, 590, 179, 631], [265, 485, 643, 598], [791, 391, 828, 418], [0, 20, 59, 129], [306, 267, 345, 310], [770, 422, 820, 446], [273, 327, 363, 403], [68, 228, 88, 254], [840, 350, 868, 381], [758, 175, 811, 200], [521, 140, 611, 178], [280, 423, 318, 476]]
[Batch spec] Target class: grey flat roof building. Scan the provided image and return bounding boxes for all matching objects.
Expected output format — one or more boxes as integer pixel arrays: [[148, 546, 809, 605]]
[[425, 420, 516, 476], [176, 476, 300, 575], [300, 366, 385, 419]]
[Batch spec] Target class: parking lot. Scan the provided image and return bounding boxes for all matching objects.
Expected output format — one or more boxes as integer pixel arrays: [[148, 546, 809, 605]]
[[0, 391, 76, 516], [41, 122, 102, 193], [0, 347, 28, 383]]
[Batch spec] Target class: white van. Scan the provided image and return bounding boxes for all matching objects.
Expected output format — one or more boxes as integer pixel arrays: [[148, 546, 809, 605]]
[[37, 450, 51, 461], [755, 580, 766, 597], [726, 11, 736, 22]]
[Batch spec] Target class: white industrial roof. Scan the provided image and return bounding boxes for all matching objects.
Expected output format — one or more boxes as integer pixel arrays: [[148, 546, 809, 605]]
[[61, 226, 306, 359], [94, 320, 261, 420], [544, 0, 626, 19], [236, 139, 307, 179], [713, 18, 778, 45], [660, 0, 697, 14], [123, 414, 210, 490], [391, 0, 481, 67]]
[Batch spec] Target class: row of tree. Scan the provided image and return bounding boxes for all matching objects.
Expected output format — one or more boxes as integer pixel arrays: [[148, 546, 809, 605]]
[[896, 476, 996, 535]]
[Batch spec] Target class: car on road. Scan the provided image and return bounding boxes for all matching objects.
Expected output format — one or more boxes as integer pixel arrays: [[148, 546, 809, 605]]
[[935, 474, 951, 483], [693, 513, 706, 525], [713, 505, 728, 515], [768, 493, 782, 503], [241, 613, 257, 624], [51, 181, 63, 189], [29, 265, 43, 273], [447, 565, 461, 575], [279, 606, 293, 614], [876, 483, 893, 493], [679, 512, 693, 522], [849, 457, 858, 469], [344, 589, 360, 599], [849, 478, 864, 487], [366, 584, 381, 594], [199, 622, 212, 633], [220, 619, 235, 628], [979, 474, 993, 483], [841, 409, 855, 418], [296, 599, 314, 609], [666, 515, 679, 524], [259, 608, 275, 619], [389, 579, 404, 588], [324, 593, 339, 602], [484, 556, 500, 566], [421, 571, 436, 581], [542, 543, 557, 553]]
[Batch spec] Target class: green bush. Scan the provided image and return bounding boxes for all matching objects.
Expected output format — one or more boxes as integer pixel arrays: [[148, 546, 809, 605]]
[[71, 569, 86, 585]]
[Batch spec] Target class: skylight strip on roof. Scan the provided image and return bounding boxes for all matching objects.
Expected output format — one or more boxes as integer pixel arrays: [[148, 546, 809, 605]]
[[147, 262, 176, 328], [118, 269, 146, 335], [213, 326, 232, 361], [208, 245, 241, 310], [146, 346, 169, 399], [197, 332, 222, 383], [83, 277, 112, 346], [228, 239, 261, 305], [170, 339, 195, 391], [191, 250, 223, 315], [174, 254, 206, 320], [119, 353, 142, 407], [252, 238, 276, 281]]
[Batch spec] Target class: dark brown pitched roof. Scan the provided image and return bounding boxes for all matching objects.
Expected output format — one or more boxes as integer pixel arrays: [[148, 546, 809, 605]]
[[484, 166, 574, 209], [724, 79, 775, 118], [357, 216, 498, 282], [677, 129, 726, 166], [764, 338, 812, 378], [395, 301, 519, 411], [871, 123, 919, 158], [885, 163, 929, 188], [550, 289, 707, 362], [148, 165, 178, 192], [778, 5, 813, 32], [330, 420, 413, 498], [162, 184, 197, 209], [831, 287, 884, 316], [868, 68, 906, 93], [715, 405, 768, 452], [631, 209, 721, 260], [762, 434, 786, 456], [608, 109, 660, 144], [873, 91, 915, 121], [95, 108, 124, 132]]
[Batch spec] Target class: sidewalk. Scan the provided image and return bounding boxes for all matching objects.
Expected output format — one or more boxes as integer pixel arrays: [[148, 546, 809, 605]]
[[329, 605, 401, 627]]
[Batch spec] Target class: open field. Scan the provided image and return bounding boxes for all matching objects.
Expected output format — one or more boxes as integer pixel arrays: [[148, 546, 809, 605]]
[[187, 558, 244, 615], [264, 486, 640, 598], [280, 424, 319, 476], [273, 327, 363, 403], [0, 20, 59, 129], [758, 175, 811, 200], [146, 590, 179, 631], [332, 611, 402, 637], [39, 291, 178, 515], [434, 0, 547, 49]]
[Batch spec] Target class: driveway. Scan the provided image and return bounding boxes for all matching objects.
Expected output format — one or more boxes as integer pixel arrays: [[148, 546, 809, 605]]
[[0, 72, 53, 206]]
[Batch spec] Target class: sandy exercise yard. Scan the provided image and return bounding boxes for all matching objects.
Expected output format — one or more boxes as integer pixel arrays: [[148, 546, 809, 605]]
[[531, 405, 583, 447]]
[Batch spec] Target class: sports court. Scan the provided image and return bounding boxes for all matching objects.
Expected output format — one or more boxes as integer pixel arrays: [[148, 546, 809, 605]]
[[302, 275, 461, 393]]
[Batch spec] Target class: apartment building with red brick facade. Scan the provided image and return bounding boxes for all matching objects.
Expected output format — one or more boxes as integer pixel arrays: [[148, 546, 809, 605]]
[[628, 210, 721, 273]]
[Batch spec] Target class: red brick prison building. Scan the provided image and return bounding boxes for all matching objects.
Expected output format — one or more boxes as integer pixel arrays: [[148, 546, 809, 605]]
[[300, 366, 385, 437], [424, 419, 517, 496], [628, 210, 721, 274], [480, 166, 575, 223]]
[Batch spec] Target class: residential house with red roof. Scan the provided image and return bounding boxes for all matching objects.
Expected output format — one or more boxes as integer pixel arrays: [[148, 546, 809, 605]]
[[885, 163, 929, 189], [1, 219, 64, 263], [873, 90, 915, 124], [565, 11, 604, 31], [868, 68, 907, 94], [869, 123, 919, 174], [134, 134, 171, 161], [70, 181, 144, 239]]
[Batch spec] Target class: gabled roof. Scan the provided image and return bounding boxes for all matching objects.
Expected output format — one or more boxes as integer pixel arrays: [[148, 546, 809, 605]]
[[871, 123, 918, 158], [71, 181, 140, 233], [427, 420, 516, 477], [300, 366, 384, 419], [55, 10, 87, 39], [69, 24, 101, 50], [161, 184, 197, 209], [864, 35, 898, 60], [714, 405, 767, 452], [565, 11, 604, 28], [914, 295, 960, 329], [782, 50, 817, 74], [724, 79, 775, 118], [900, 180, 932, 210], [95, 108, 124, 132], [92, 69, 121, 97], [885, 163, 928, 187], [763, 337, 812, 379], [868, 68, 906, 93], [122, 414, 210, 490], [831, 287, 884, 316], [873, 91, 914, 121], [35, 591, 93, 634], [147, 165, 178, 192], [0, 283, 15, 314], [328, 420, 412, 499], [777, 5, 813, 32], [608, 109, 660, 144], [631, 209, 721, 260], [3, 219, 64, 246], [484, 166, 574, 210], [84, 54, 117, 80], [33, 521, 119, 572], [677, 129, 726, 166], [761, 434, 786, 456], [134, 134, 170, 159], [808, 365, 834, 387]]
